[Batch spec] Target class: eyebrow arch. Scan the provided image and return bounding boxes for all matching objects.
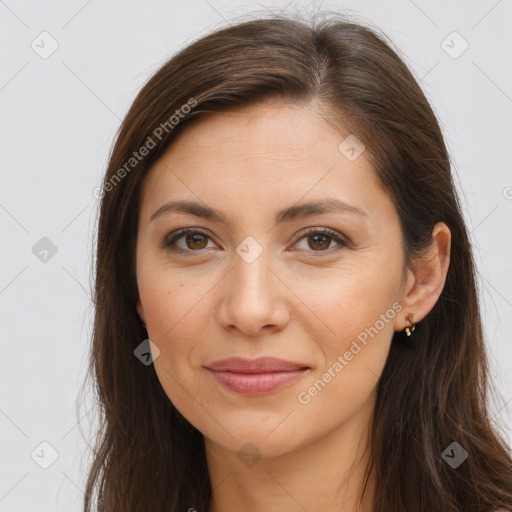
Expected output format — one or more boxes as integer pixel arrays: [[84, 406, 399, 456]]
[[149, 198, 368, 225]]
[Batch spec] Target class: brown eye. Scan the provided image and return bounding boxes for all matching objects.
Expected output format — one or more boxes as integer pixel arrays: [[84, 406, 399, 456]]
[[307, 233, 332, 251], [294, 228, 347, 254], [185, 233, 208, 250], [163, 228, 215, 254]]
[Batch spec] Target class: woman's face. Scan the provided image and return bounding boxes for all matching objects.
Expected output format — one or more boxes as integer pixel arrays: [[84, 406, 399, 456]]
[[136, 101, 410, 457]]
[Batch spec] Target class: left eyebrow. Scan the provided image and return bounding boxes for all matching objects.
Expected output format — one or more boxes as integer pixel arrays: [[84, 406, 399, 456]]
[[275, 198, 368, 223], [149, 198, 368, 225]]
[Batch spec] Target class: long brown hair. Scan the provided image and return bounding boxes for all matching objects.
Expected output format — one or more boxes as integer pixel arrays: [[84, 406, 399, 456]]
[[81, 11, 512, 511]]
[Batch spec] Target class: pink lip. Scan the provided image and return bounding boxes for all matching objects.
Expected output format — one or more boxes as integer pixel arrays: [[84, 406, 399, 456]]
[[205, 357, 310, 395]]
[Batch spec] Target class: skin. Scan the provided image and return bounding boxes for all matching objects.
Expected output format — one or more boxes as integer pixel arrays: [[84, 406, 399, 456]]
[[135, 100, 451, 512]]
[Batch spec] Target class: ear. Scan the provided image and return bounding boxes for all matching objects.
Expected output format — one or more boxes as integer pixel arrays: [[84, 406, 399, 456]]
[[395, 221, 451, 332], [136, 298, 146, 326]]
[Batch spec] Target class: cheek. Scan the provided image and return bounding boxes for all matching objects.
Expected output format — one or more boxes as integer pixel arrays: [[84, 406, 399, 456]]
[[139, 279, 206, 418], [289, 256, 401, 400], [138, 260, 216, 342], [284, 255, 402, 347], [293, 275, 398, 439], [137, 263, 217, 401]]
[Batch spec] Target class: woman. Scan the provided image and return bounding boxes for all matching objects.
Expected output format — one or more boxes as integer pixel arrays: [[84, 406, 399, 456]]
[[83, 12, 512, 512]]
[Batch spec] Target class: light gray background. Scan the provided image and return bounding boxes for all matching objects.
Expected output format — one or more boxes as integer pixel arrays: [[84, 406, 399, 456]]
[[1, 0, 511, 510]]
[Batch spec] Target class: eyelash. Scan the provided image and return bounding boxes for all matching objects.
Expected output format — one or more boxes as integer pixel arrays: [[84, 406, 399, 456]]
[[162, 227, 349, 256]]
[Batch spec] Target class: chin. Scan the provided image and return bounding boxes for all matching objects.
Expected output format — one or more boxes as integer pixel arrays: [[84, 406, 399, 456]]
[[201, 415, 312, 460]]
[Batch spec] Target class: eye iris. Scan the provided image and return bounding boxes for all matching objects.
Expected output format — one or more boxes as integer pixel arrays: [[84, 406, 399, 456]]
[[186, 233, 208, 250], [308, 233, 331, 251]]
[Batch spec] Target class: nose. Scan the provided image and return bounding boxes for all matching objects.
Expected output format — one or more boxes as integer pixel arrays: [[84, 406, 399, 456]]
[[216, 249, 291, 337]]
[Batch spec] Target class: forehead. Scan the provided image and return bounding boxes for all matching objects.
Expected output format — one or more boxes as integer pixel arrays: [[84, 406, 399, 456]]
[[139, 101, 386, 221], [160, 101, 349, 167]]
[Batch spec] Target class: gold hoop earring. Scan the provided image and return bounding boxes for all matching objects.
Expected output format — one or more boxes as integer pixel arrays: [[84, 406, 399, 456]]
[[404, 312, 416, 336]]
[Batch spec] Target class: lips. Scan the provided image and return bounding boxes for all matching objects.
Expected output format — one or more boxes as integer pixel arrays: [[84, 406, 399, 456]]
[[205, 357, 310, 395], [205, 357, 309, 373]]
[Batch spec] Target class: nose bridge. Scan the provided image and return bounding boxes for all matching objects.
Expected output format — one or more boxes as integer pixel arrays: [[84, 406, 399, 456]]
[[231, 244, 274, 307], [217, 240, 288, 335]]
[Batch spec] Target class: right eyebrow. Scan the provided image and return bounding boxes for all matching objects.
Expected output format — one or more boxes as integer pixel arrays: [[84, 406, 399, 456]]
[[150, 200, 228, 224]]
